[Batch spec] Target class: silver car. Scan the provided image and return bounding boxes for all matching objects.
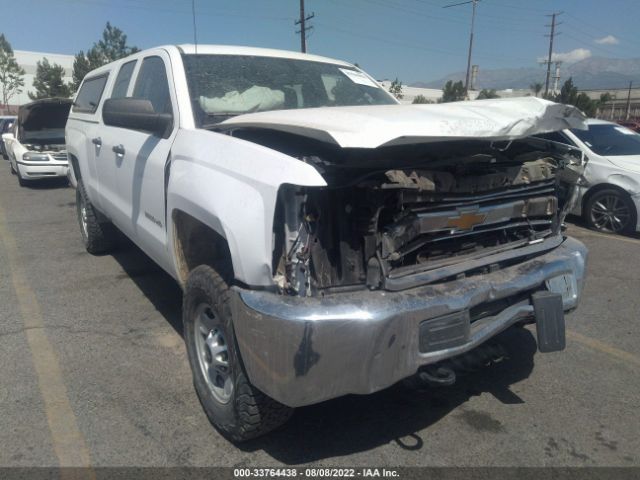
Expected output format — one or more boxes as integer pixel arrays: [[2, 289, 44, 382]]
[[537, 119, 640, 234]]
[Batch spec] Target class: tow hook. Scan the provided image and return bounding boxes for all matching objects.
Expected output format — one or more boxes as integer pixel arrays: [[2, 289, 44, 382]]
[[410, 341, 508, 389], [418, 365, 456, 386]]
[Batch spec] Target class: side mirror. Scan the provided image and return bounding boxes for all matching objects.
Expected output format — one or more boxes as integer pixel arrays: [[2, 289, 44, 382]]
[[102, 98, 173, 138], [566, 146, 587, 166]]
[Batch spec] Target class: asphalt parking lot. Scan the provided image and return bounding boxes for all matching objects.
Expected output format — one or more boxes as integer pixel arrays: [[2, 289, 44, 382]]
[[0, 162, 639, 469]]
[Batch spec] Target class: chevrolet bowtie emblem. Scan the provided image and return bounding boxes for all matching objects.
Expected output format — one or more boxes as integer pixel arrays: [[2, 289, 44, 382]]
[[446, 211, 486, 231]]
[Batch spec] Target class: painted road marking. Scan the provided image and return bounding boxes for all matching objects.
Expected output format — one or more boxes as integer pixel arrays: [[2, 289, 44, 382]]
[[0, 205, 95, 478], [568, 227, 640, 245], [567, 329, 640, 368]]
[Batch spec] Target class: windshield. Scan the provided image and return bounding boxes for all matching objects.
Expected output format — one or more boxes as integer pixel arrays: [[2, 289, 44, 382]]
[[571, 124, 640, 156], [182, 54, 396, 126]]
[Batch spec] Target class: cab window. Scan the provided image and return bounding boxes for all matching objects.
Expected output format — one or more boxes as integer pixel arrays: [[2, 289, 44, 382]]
[[132, 56, 172, 115], [73, 74, 108, 113]]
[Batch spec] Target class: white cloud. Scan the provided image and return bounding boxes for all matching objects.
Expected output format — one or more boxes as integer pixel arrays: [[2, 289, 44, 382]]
[[537, 48, 592, 64], [595, 35, 619, 45]]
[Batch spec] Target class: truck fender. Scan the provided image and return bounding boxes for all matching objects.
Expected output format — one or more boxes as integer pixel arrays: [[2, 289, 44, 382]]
[[166, 129, 326, 287]]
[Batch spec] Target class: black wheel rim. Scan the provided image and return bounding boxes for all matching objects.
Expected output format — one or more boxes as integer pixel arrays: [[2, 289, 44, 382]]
[[590, 194, 631, 233]]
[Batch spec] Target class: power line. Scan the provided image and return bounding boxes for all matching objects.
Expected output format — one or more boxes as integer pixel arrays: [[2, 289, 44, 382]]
[[295, 0, 315, 53], [482, 0, 549, 14], [562, 26, 640, 57], [564, 12, 640, 48], [315, 4, 537, 63], [49, 0, 293, 22], [352, 0, 545, 35]]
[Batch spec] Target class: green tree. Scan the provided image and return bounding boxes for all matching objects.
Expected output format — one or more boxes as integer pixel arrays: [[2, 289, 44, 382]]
[[555, 77, 579, 105], [73, 49, 99, 91], [412, 94, 434, 104], [0, 34, 25, 111], [72, 22, 139, 91], [476, 88, 500, 99], [530, 82, 543, 97], [599, 92, 613, 104], [389, 78, 403, 100], [441, 80, 465, 103], [554, 77, 600, 117], [28, 58, 72, 100]]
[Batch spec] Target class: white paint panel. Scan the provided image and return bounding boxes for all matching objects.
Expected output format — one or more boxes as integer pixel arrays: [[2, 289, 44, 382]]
[[221, 97, 588, 149]]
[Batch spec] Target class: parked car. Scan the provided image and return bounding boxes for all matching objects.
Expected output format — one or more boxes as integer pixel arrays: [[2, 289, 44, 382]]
[[66, 45, 588, 441], [536, 119, 640, 234], [0, 116, 16, 159], [617, 120, 640, 133], [2, 98, 71, 186]]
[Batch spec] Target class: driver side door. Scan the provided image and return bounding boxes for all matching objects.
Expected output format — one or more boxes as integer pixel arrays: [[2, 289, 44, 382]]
[[99, 52, 178, 269]]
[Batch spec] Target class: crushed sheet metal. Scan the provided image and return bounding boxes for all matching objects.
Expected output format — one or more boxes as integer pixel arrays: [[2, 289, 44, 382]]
[[220, 97, 587, 149]]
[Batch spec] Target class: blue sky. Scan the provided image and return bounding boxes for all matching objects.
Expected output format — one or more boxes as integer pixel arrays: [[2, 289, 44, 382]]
[[3, 0, 639, 84]]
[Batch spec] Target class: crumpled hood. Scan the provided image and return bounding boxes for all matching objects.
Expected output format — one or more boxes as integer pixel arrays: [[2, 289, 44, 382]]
[[220, 97, 587, 149], [606, 155, 640, 175]]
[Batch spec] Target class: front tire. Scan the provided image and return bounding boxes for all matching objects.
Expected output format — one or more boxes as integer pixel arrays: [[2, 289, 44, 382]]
[[183, 265, 293, 442], [76, 179, 116, 254], [16, 166, 27, 187], [585, 188, 637, 235]]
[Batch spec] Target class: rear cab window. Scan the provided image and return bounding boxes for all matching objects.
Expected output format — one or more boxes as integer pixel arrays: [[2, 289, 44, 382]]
[[110, 60, 137, 99], [73, 75, 109, 114]]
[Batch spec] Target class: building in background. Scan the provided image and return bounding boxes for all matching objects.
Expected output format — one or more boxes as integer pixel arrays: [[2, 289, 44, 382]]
[[377, 80, 442, 104], [581, 87, 640, 121], [3, 50, 74, 111]]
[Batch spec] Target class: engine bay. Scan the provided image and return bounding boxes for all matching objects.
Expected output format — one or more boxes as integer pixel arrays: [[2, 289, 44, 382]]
[[228, 128, 583, 296]]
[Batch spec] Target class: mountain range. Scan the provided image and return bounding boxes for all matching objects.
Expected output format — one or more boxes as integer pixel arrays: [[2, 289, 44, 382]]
[[413, 57, 640, 91]]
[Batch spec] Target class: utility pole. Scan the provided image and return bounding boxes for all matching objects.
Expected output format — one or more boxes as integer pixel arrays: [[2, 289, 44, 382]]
[[552, 61, 562, 95], [443, 0, 479, 97], [626, 81, 633, 120], [544, 12, 562, 97], [295, 0, 314, 53], [470, 65, 479, 91]]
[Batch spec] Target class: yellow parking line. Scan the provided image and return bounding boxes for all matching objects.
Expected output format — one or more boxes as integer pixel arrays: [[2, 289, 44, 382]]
[[0, 205, 95, 478], [568, 228, 640, 245], [567, 329, 640, 368]]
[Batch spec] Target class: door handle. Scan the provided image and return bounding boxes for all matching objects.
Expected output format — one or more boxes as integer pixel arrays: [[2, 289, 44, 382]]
[[91, 137, 102, 146], [112, 144, 125, 156]]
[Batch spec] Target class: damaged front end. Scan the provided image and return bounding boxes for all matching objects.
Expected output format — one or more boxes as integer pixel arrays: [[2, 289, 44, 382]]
[[218, 100, 589, 408], [269, 136, 584, 296], [226, 131, 588, 408]]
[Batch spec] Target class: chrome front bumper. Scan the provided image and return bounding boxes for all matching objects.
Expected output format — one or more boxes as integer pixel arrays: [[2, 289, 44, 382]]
[[232, 236, 588, 408]]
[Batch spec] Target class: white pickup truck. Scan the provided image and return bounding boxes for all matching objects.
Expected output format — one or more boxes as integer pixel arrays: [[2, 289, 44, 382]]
[[66, 45, 588, 441]]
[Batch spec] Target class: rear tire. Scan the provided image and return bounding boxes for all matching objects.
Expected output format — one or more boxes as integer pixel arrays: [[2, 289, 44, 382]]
[[584, 188, 636, 235], [183, 265, 293, 442], [76, 179, 116, 254]]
